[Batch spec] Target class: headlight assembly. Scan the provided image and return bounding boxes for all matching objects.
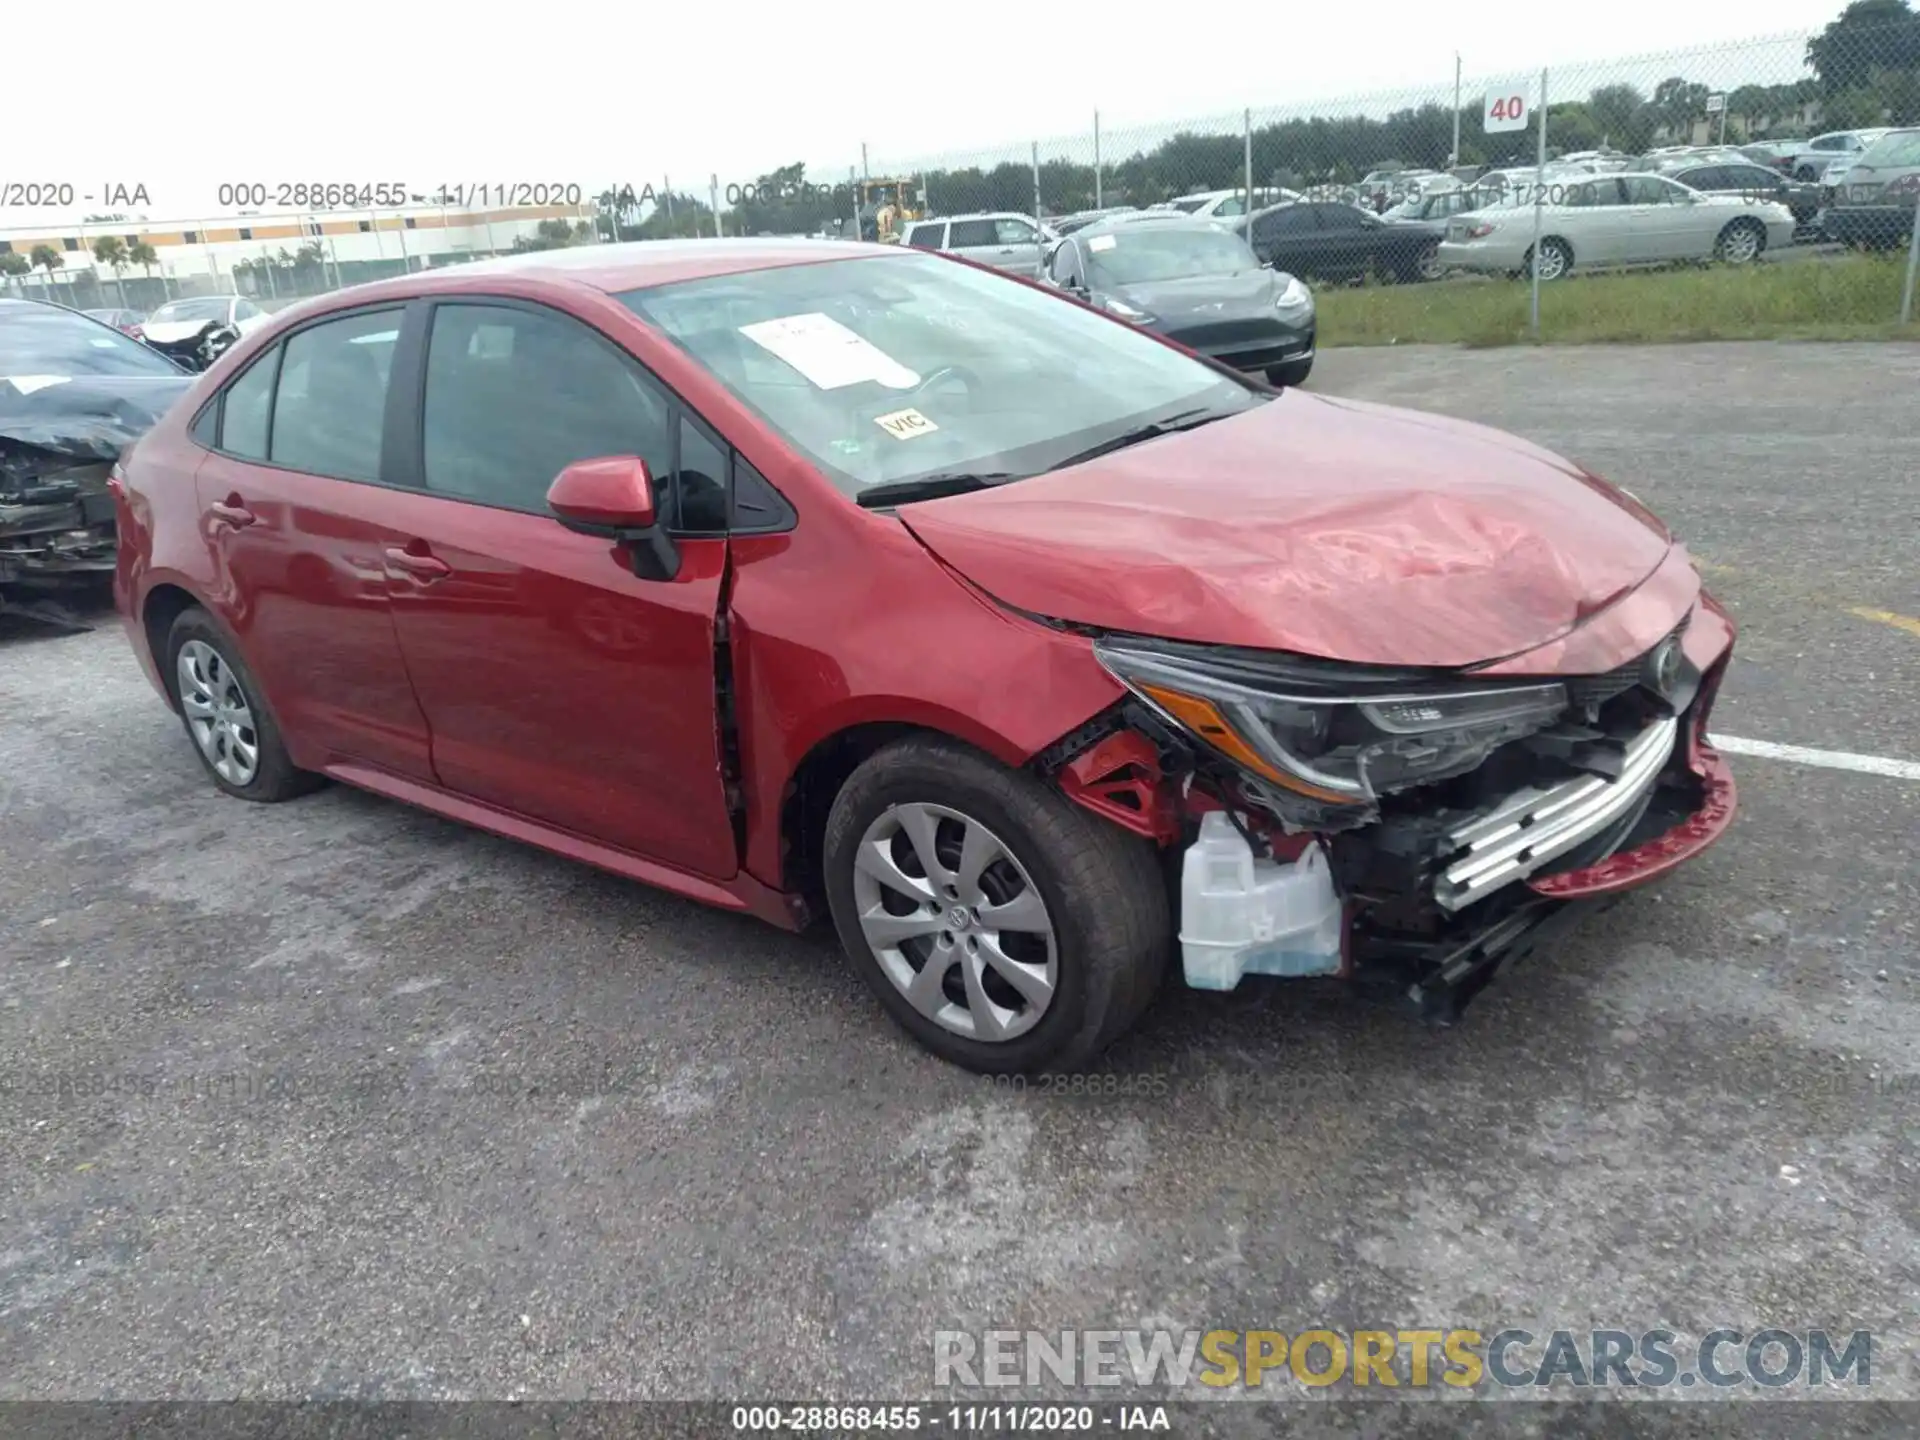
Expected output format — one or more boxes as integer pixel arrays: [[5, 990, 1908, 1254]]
[[1273, 274, 1313, 311], [1096, 640, 1569, 804], [1100, 295, 1156, 324]]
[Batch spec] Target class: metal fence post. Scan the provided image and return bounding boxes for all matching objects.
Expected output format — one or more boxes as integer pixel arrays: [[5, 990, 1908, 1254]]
[[1529, 67, 1548, 338], [848, 166, 859, 238], [710, 175, 722, 238], [1094, 110, 1103, 209], [1031, 140, 1042, 222], [663, 175, 674, 226], [1902, 192, 1920, 326], [1243, 108, 1253, 213]]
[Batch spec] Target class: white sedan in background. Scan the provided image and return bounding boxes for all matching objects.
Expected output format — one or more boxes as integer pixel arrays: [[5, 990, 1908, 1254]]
[[1435, 173, 1797, 280]]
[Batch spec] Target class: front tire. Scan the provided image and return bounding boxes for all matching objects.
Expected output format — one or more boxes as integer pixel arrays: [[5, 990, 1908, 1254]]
[[1266, 357, 1314, 388], [166, 607, 321, 802], [823, 736, 1170, 1073]]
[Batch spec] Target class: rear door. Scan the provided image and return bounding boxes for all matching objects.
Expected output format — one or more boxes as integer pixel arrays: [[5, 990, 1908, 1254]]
[[944, 217, 1004, 268], [375, 298, 738, 879], [192, 305, 435, 779], [1248, 204, 1322, 271]]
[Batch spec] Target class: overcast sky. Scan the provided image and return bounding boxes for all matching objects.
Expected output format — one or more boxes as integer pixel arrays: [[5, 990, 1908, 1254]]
[[3, 0, 1845, 226]]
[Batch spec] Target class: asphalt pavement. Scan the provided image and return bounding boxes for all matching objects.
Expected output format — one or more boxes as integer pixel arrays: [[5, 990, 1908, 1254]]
[[1, 342, 1915, 1428]]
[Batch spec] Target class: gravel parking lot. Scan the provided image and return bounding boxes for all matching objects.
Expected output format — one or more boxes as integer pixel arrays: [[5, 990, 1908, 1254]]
[[2, 342, 1915, 1424]]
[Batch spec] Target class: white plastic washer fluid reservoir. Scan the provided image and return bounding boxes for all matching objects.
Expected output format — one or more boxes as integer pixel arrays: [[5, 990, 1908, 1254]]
[[1178, 810, 1344, 991]]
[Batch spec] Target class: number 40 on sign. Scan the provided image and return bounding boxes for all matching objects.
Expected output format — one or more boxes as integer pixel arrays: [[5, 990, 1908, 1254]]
[[1484, 85, 1534, 133]]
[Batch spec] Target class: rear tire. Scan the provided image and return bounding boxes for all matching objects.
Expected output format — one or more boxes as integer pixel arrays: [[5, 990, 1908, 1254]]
[[165, 607, 322, 803], [1266, 358, 1314, 388], [823, 736, 1170, 1073], [1526, 237, 1573, 282]]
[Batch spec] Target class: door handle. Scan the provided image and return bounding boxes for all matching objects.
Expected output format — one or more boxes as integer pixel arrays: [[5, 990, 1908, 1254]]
[[384, 545, 451, 581], [209, 497, 256, 528]]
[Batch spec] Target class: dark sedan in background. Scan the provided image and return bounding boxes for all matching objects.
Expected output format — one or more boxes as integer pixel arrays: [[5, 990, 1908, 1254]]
[[1043, 217, 1315, 386], [1234, 201, 1446, 283], [1662, 160, 1822, 226]]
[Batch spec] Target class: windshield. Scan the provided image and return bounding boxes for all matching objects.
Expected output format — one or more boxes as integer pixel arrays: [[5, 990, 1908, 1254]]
[[1086, 227, 1260, 285], [620, 253, 1256, 500], [1857, 129, 1920, 168], [151, 298, 232, 323], [0, 304, 183, 377]]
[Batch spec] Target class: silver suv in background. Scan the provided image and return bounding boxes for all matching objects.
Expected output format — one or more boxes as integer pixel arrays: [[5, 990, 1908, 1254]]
[[901, 213, 1052, 277]]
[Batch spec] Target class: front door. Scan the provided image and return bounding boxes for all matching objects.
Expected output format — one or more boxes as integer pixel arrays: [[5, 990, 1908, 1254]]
[[378, 299, 738, 880], [193, 306, 436, 780]]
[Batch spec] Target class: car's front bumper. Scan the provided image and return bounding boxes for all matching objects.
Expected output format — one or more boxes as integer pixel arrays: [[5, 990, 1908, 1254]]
[[1161, 318, 1315, 374]]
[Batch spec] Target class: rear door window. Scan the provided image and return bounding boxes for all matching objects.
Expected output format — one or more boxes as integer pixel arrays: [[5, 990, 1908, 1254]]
[[268, 309, 401, 482], [946, 219, 999, 248]]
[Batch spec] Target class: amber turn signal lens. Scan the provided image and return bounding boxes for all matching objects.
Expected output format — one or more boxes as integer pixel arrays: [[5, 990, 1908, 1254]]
[[1138, 683, 1357, 804]]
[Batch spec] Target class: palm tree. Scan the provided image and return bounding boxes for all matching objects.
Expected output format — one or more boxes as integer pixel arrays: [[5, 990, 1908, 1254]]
[[0, 251, 30, 295], [92, 234, 131, 308], [29, 244, 64, 301], [127, 239, 160, 304]]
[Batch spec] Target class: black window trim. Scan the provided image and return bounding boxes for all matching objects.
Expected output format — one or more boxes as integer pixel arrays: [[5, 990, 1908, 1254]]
[[185, 289, 797, 536]]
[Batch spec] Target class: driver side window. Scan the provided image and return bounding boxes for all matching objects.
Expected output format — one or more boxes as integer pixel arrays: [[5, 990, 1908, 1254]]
[[421, 302, 673, 515]]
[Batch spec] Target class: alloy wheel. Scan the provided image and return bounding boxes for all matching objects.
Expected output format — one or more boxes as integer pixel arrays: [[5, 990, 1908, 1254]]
[[850, 802, 1058, 1043], [177, 639, 260, 785], [1720, 225, 1761, 263], [1532, 242, 1569, 281]]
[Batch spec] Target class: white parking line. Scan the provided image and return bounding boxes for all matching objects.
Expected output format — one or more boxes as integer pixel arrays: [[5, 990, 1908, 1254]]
[[1711, 735, 1920, 781]]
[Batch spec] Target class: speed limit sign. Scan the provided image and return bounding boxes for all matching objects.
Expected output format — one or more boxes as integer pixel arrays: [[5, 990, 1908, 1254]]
[[1484, 84, 1534, 133]]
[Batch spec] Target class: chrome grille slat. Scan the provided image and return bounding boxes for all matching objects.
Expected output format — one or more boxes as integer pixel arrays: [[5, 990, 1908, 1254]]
[[1435, 716, 1679, 912]]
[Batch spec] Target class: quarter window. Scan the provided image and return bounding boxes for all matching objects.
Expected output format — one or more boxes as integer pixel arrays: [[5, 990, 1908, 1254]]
[[421, 303, 672, 513], [269, 310, 400, 481], [906, 223, 946, 250], [220, 346, 278, 459]]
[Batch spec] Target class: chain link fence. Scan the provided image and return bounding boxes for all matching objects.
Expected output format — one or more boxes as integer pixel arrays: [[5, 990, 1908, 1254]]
[[835, 22, 1920, 341]]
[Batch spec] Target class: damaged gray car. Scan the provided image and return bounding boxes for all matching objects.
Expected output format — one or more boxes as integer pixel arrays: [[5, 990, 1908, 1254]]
[[0, 299, 193, 630]]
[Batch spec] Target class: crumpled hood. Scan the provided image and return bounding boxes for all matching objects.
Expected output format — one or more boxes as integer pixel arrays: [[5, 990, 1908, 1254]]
[[898, 390, 1679, 669], [1, 373, 192, 501]]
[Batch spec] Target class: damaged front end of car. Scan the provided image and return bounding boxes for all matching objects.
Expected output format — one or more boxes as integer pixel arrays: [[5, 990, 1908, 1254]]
[[139, 320, 240, 373], [1034, 599, 1737, 1022], [1, 381, 186, 629]]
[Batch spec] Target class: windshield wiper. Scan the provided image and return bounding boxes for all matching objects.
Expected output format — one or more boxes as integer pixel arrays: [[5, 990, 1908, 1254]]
[[854, 472, 1020, 509], [1048, 407, 1232, 471]]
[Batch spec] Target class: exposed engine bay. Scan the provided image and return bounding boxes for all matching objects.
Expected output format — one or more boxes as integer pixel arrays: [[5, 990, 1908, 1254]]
[[1, 375, 188, 629], [1034, 616, 1732, 1021]]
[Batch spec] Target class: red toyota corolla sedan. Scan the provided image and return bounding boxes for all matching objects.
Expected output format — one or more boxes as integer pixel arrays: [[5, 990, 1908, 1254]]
[[111, 239, 1736, 1072]]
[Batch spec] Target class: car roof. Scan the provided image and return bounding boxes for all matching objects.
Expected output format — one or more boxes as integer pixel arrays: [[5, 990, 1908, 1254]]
[[261, 239, 906, 310], [907, 212, 1028, 225], [1072, 213, 1238, 238]]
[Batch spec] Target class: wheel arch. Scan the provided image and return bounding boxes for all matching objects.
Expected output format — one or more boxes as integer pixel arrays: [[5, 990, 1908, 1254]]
[[141, 581, 210, 710], [770, 706, 1038, 919]]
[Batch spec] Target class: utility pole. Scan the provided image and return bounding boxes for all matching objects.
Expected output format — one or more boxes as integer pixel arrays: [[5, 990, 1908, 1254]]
[[1529, 68, 1548, 337], [1094, 110, 1103, 209]]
